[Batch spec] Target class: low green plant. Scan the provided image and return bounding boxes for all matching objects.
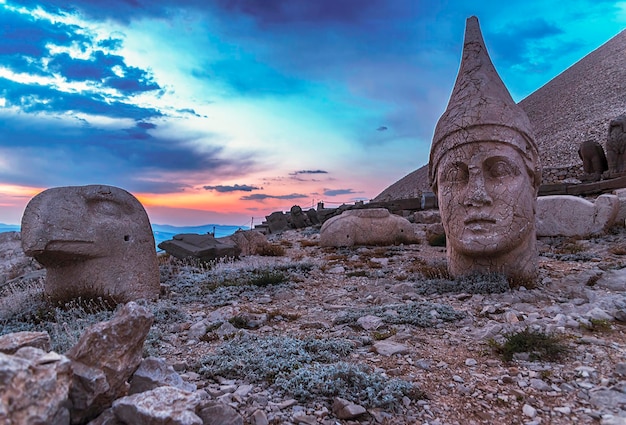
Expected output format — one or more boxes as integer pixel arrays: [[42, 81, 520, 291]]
[[274, 361, 425, 408], [490, 328, 569, 362], [334, 301, 465, 328], [198, 334, 354, 383], [412, 272, 510, 295]]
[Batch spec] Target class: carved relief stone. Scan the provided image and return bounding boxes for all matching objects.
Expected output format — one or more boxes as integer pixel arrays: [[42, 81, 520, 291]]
[[21, 185, 160, 304], [428, 16, 541, 284]]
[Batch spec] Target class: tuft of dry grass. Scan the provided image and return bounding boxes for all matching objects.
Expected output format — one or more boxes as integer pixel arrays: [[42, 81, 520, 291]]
[[257, 243, 286, 257]]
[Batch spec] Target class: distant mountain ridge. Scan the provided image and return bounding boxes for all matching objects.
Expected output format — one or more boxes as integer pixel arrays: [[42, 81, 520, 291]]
[[152, 223, 248, 248], [374, 28, 626, 201], [0, 223, 248, 250]]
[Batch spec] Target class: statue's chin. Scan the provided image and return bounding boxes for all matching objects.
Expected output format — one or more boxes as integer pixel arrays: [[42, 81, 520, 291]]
[[451, 235, 521, 258]]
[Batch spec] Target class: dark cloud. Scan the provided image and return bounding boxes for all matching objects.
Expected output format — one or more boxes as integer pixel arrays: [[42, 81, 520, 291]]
[[203, 184, 260, 193], [376, 126, 388, 131], [290, 170, 328, 175], [0, 77, 162, 120], [488, 18, 564, 65], [0, 113, 257, 193], [240, 193, 307, 201], [323, 188, 358, 197]]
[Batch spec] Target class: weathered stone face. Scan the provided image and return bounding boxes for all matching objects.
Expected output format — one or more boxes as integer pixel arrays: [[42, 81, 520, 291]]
[[436, 140, 538, 280], [21, 185, 159, 304], [429, 16, 540, 283]]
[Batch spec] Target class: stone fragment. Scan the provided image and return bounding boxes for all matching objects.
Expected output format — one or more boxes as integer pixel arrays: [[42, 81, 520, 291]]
[[522, 404, 537, 418], [320, 208, 418, 247], [0, 331, 51, 354], [250, 409, 269, 425], [20, 184, 160, 304], [0, 347, 72, 425], [0, 231, 41, 285], [332, 397, 366, 420], [158, 233, 240, 262], [112, 386, 202, 425], [536, 194, 619, 237], [129, 357, 196, 395], [613, 188, 626, 226], [356, 315, 384, 330], [67, 301, 154, 424], [371, 341, 409, 356], [589, 389, 626, 409], [196, 400, 243, 425]]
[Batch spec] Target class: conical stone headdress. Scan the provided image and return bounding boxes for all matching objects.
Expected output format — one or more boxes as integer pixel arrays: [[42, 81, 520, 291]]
[[429, 16, 541, 189]]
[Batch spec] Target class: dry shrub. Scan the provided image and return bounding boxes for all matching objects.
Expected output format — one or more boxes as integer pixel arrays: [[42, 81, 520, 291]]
[[258, 243, 286, 257], [299, 240, 318, 248], [409, 258, 450, 279]]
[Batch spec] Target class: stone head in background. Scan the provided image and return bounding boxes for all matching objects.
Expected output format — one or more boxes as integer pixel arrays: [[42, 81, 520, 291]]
[[428, 16, 542, 284], [21, 185, 160, 304], [606, 114, 626, 174]]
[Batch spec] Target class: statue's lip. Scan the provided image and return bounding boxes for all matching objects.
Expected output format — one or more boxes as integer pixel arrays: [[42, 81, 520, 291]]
[[25, 239, 96, 255], [464, 215, 496, 225]]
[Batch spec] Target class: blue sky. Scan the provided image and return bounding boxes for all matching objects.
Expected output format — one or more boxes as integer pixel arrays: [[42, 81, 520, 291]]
[[1, 0, 625, 226]]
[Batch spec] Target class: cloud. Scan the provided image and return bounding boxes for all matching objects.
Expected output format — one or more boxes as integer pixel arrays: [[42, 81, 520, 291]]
[[203, 184, 261, 193], [240, 193, 308, 201], [323, 188, 358, 197], [290, 169, 328, 175]]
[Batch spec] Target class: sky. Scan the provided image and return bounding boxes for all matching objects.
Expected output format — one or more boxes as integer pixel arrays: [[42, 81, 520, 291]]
[[1, 0, 626, 226]]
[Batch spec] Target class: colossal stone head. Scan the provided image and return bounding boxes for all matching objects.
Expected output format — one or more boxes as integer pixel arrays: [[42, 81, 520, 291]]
[[21, 185, 160, 304], [428, 16, 541, 284]]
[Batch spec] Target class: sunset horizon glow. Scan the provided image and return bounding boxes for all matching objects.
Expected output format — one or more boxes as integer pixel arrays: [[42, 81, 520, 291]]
[[1, 1, 625, 226]]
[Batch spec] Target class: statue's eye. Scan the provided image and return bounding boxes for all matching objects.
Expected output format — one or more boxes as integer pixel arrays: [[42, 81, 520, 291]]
[[88, 200, 122, 218], [441, 163, 468, 183], [487, 159, 519, 178]]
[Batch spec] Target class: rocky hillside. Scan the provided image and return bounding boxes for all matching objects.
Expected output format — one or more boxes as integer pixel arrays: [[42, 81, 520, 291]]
[[3, 227, 626, 423], [375, 28, 626, 201]]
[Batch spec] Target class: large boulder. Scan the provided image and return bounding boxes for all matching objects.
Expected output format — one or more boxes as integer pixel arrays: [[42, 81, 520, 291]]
[[320, 208, 418, 247], [289, 205, 311, 229], [67, 302, 154, 424], [20, 185, 160, 304], [265, 211, 290, 234], [0, 347, 72, 425], [536, 194, 619, 237], [158, 233, 240, 262]]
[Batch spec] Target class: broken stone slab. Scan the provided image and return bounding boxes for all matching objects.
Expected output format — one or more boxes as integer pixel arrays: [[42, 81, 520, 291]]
[[129, 357, 196, 395], [112, 386, 203, 425], [158, 233, 241, 262], [0, 347, 72, 425], [320, 208, 419, 247], [67, 301, 154, 424], [536, 194, 619, 237], [613, 188, 626, 226], [0, 331, 51, 354], [332, 397, 366, 420], [371, 340, 410, 357], [196, 400, 244, 425]]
